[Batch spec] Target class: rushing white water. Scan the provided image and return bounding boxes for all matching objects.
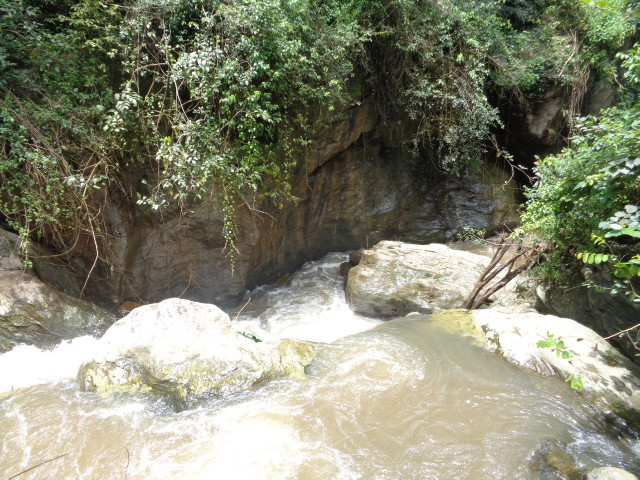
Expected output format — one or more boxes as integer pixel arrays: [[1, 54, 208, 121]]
[[230, 252, 382, 343], [1, 252, 639, 479], [0, 336, 103, 392]]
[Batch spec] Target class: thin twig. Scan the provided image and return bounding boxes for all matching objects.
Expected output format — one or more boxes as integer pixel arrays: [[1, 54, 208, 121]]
[[8, 453, 69, 479], [124, 447, 130, 480], [598, 322, 640, 344], [80, 207, 102, 297], [234, 297, 251, 322]]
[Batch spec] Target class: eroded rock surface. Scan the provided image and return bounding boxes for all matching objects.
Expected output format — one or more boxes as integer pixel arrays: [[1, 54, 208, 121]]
[[537, 265, 640, 366], [526, 85, 567, 145], [78, 298, 316, 411], [57, 98, 520, 308], [344, 241, 495, 317]]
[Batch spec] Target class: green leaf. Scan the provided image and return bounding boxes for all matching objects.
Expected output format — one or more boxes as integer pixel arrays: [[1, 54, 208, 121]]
[[620, 228, 640, 238], [565, 374, 583, 391]]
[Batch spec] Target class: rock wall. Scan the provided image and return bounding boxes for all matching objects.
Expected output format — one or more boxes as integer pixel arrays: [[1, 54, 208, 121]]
[[29, 99, 520, 308], [87, 99, 520, 307]]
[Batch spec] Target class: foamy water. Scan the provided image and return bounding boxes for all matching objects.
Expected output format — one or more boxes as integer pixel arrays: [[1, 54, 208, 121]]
[[0, 336, 103, 392], [229, 252, 382, 343]]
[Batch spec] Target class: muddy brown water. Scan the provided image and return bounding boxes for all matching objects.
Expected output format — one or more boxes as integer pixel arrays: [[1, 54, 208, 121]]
[[1, 252, 639, 479]]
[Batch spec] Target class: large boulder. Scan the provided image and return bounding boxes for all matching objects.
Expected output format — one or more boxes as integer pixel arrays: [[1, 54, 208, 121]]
[[344, 241, 496, 317], [429, 309, 640, 431], [78, 298, 316, 411], [0, 229, 116, 352]]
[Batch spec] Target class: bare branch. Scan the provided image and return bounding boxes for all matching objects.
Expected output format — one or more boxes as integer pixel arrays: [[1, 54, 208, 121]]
[[9, 453, 69, 479]]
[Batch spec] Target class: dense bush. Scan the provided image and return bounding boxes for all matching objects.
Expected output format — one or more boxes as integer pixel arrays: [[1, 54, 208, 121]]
[[0, 0, 636, 280], [518, 0, 639, 303], [0, 0, 359, 266], [519, 107, 640, 286]]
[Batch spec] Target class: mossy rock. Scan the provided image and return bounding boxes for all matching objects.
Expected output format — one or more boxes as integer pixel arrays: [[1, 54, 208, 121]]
[[78, 299, 316, 411]]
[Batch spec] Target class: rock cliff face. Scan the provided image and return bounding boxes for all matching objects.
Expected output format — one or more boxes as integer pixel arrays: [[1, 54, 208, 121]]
[[83, 99, 520, 307]]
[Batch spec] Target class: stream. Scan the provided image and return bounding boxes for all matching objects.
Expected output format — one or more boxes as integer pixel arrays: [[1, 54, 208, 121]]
[[1, 252, 639, 479]]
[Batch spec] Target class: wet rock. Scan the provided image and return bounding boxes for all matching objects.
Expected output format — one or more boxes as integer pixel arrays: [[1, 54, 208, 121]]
[[0, 229, 117, 353], [530, 439, 580, 479], [0, 229, 24, 271], [586, 467, 639, 480], [431, 309, 640, 431], [309, 97, 379, 172], [0, 228, 89, 300], [78, 298, 316, 411], [248, 156, 520, 293], [344, 241, 496, 317], [116, 300, 143, 318]]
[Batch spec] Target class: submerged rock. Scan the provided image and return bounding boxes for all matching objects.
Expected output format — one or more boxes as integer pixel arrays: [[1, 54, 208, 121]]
[[78, 298, 316, 411], [529, 439, 581, 479], [0, 229, 116, 352], [430, 309, 640, 432], [344, 241, 496, 317]]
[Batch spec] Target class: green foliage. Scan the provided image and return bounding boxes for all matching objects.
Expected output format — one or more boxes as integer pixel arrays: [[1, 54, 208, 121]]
[[0, 0, 637, 283], [108, 0, 359, 261], [490, 0, 635, 128], [618, 45, 640, 86], [239, 331, 263, 342], [0, 0, 359, 268], [537, 332, 574, 359], [353, 0, 505, 172], [565, 373, 584, 390], [0, 0, 120, 266], [537, 333, 584, 390], [518, 106, 640, 289]]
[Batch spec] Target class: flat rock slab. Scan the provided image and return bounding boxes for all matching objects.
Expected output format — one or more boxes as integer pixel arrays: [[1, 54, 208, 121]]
[[345, 241, 491, 317], [78, 298, 316, 411], [429, 309, 640, 431]]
